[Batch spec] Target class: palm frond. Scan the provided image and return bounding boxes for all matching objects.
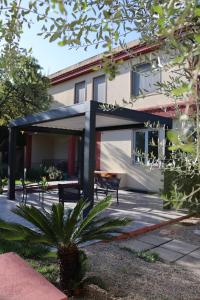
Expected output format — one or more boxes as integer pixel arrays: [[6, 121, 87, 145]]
[[12, 205, 58, 244], [64, 198, 86, 243], [51, 203, 64, 241], [73, 196, 112, 240], [82, 217, 131, 235], [77, 233, 115, 244], [0, 218, 43, 241], [77, 217, 131, 244]]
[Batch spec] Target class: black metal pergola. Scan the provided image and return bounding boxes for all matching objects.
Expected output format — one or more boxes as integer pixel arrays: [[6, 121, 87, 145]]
[[8, 100, 172, 209]]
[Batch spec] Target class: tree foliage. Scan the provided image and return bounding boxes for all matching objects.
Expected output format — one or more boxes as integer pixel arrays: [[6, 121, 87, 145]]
[[0, 52, 52, 124]]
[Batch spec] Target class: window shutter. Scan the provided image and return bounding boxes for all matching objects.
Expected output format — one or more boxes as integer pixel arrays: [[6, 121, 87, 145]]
[[132, 71, 140, 96], [93, 75, 106, 102], [75, 81, 85, 103]]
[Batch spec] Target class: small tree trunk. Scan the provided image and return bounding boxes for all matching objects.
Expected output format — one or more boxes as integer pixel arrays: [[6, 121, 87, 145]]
[[57, 244, 80, 295]]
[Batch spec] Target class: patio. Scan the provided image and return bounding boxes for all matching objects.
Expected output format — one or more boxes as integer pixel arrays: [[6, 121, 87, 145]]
[[0, 189, 186, 234], [7, 100, 172, 213]]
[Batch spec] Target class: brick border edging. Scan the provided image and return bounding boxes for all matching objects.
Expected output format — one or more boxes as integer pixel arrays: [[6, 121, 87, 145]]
[[111, 214, 191, 242]]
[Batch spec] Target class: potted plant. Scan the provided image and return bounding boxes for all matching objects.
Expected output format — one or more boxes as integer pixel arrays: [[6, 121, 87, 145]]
[[0, 177, 7, 194]]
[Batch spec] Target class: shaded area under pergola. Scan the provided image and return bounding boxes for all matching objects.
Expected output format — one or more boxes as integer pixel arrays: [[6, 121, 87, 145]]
[[8, 101, 172, 211]]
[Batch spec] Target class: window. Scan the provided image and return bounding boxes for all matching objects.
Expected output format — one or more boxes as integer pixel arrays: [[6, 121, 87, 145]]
[[133, 129, 164, 165], [74, 81, 86, 103], [93, 75, 106, 102], [131, 62, 161, 96]]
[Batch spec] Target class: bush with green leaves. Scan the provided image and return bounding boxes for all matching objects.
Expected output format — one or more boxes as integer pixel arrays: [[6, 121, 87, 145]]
[[137, 251, 160, 263], [26, 166, 46, 182], [44, 165, 63, 181], [0, 196, 131, 295], [0, 178, 7, 194]]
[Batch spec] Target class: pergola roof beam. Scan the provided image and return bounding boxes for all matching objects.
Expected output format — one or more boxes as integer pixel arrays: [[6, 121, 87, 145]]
[[9, 102, 87, 128], [20, 126, 83, 136]]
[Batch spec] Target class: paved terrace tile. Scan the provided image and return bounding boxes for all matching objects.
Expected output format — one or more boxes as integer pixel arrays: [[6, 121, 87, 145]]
[[188, 249, 200, 260], [119, 239, 155, 252], [137, 234, 172, 246], [176, 255, 200, 275], [0, 189, 187, 236], [152, 246, 184, 263], [162, 239, 200, 255]]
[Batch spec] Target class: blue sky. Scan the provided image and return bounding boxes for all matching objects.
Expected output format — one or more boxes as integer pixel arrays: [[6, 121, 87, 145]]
[[20, 22, 139, 76]]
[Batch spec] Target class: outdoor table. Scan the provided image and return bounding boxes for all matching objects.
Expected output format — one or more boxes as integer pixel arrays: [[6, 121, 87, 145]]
[[95, 171, 120, 177], [94, 171, 126, 188], [13, 180, 79, 192]]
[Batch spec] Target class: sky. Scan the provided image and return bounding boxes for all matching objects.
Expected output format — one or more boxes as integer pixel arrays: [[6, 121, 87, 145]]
[[20, 22, 139, 76]]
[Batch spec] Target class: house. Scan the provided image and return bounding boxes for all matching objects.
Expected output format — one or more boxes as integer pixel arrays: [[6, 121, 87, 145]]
[[24, 40, 188, 193]]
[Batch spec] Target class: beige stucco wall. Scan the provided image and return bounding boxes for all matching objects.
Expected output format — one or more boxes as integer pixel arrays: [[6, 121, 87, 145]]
[[49, 69, 105, 108], [31, 134, 68, 167], [49, 50, 173, 111], [42, 49, 175, 191], [100, 130, 163, 192]]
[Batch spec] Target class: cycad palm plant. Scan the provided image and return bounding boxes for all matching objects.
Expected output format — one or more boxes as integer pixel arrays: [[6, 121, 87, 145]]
[[0, 196, 131, 294]]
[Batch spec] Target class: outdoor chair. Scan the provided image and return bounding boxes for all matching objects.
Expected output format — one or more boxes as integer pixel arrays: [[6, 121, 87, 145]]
[[21, 180, 45, 205], [95, 176, 120, 204], [58, 183, 81, 205]]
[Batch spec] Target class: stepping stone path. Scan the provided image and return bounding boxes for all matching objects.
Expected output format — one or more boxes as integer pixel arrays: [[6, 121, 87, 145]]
[[119, 233, 200, 274], [120, 239, 155, 252]]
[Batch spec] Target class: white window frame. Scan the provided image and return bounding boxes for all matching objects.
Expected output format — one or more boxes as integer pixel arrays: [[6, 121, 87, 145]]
[[132, 128, 165, 166]]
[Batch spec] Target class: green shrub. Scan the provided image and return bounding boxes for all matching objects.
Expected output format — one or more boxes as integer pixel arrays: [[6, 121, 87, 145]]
[[0, 177, 7, 194], [163, 169, 200, 213], [26, 166, 46, 181], [44, 165, 63, 181], [137, 251, 160, 263], [121, 247, 160, 263]]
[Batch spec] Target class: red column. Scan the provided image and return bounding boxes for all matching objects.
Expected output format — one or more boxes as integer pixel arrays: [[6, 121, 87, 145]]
[[96, 131, 101, 171], [68, 136, 76, 176], [25, 134, 32, 169]]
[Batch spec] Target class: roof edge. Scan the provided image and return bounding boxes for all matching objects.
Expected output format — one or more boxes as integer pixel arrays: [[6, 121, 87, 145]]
[[50, 41, 159, 86]]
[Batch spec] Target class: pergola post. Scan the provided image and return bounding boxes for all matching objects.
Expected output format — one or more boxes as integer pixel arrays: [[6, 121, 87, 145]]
[[78, 134, 84, 187], [83, 101, 96, 214], [8, 127, 17, 200]]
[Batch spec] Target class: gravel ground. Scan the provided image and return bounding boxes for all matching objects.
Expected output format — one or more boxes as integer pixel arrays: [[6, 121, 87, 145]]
[[84, 240, 200, 300]]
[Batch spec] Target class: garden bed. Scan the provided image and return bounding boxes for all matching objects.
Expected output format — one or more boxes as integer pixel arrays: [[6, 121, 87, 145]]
[[79, 241, 200, 300], [1, 218, 200, 299]]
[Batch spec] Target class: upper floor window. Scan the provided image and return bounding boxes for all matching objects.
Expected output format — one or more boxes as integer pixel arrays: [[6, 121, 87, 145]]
[[131, 62, 161, 97], [74, 81, 86, 104], [93, 75, 106, 102], [133, 129, 165, 165]]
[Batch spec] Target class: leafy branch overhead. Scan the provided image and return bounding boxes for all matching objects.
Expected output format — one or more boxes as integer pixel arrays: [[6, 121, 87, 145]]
[[0, 52, 52, 124]]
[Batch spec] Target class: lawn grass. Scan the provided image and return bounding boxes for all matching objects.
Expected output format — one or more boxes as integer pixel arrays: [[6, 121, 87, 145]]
[[0, 237, 59, 284], [0, 238, 50, 259], [15, 179, 33, 185], [28, 259, 59, 285]]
